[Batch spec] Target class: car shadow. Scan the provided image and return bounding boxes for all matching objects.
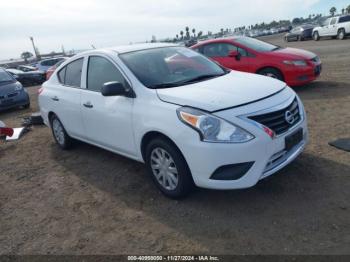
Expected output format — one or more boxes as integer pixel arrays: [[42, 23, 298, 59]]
[[292, 80, 350, 100], [50, 140, 350, 253]]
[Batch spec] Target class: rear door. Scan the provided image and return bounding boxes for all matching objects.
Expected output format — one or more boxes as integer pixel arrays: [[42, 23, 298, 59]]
[[80, 55, 136, 156], [51, 57, 85, 138]]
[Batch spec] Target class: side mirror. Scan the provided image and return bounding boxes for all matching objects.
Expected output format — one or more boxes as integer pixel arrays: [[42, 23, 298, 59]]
[[101, 81, 127, 97], [228, 50, 241, 61]]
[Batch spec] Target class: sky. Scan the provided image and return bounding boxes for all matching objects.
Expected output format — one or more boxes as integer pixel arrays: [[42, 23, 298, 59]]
[[0, 0, 349, 60]]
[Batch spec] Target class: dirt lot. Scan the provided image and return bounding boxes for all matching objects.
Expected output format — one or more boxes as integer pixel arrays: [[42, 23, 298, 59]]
[[0, 34, 349, 255]]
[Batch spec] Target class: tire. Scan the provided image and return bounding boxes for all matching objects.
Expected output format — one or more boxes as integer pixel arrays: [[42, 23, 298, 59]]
[[337, 29, 345, 40], [284, 36, 289, 42], [258, 68, 284, 81], [145, 137, 194, 199], [23, 103, 30, 109], [49, 114, 72, 150], [313, 31, 320, 41], [297, 36, 301, 41]]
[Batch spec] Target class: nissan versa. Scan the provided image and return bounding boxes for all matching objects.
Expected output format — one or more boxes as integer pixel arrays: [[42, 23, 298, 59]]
[[39, 44, 308, 198]]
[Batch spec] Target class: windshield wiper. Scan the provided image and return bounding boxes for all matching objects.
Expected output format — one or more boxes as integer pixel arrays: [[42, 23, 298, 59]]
[[271, 47, 283, 51], [181, 73, 225, 85], [148, 82, 184, 89]]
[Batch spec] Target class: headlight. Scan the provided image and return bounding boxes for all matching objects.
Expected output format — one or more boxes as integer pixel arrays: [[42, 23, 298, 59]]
[[283, 60, 307, 66], [14, 83, 23, 91], [177, 107, 254, 143]]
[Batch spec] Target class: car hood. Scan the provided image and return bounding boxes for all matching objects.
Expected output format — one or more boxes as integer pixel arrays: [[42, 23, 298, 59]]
[[0, 81, 20, 94], [156, 71, 286, 112], [270, 47, 316, 60]]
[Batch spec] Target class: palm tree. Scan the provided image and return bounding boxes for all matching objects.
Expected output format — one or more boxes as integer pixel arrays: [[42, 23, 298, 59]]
[[330, 7, 337, 16], [197, 31, 203, 39], [185, 27, 190, 40], [347, 5, 350, 14], [192, 28, 196, 38], [176, 34, 179, 40], [180, 31, 184, 40], [342, 8, 345, 14], [220, 28, 224, 36]]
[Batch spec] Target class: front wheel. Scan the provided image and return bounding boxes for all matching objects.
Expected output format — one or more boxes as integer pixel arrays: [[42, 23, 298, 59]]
[[50, 115, 72, 150], [145, 138, 194, 199], [337, 29, 345, 40], [258, 68, 284, 82]]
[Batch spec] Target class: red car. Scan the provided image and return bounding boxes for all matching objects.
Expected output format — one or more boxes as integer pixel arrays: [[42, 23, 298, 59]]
[[191, 37, 322, 86]]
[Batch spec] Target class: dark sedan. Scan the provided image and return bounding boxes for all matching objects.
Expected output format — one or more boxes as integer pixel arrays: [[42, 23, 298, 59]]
[[284, 25, 315, 42], [0, 68, 30, 111], [6, 68, 46, 86]]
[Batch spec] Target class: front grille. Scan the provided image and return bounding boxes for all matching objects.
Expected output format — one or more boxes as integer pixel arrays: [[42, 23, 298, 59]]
[[248, 98, 301, 135], [7, 92, 18, 98]]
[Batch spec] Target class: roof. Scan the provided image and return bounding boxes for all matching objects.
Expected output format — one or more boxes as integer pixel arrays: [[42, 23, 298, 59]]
[[107, 43, 178, 54]]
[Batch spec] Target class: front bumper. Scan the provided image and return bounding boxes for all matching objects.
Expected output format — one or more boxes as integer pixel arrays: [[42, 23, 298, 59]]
[[285, 63, 322, 87], [176, 91, 308, 190], [0, 90, 29, 111]]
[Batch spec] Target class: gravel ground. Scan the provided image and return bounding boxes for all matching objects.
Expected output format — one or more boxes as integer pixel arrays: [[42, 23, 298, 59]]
[[0, 34, 349, 255]]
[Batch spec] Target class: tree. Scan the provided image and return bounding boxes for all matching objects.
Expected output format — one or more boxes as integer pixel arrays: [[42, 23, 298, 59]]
[[347, 5, 350, 14], [20, 51, 33, 63], [330, 7, 336, 16], [220, 28, 224, 36], [180, 31, 184, 40], [192, 28, 196, 38], [292, 17, 301, 24], [342, 8, 345, 14], [176, 34, 179, 40], [197, 31, 203, 39], [185, 27, 190, 40]]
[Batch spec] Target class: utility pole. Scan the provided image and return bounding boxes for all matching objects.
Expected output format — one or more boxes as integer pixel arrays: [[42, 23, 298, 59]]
[[29, 36, 41, 60]]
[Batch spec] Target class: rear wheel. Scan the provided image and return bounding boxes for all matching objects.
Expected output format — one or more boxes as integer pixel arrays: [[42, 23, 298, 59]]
[[258, 68, 284, 81], [313, 31, 320, 41], [50, 114, 72, 149], [145, 137, 194, 199], [337, 29, 345, 40]]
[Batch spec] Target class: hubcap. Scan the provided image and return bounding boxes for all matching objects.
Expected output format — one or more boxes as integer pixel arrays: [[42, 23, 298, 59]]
[[52, 119, 65, 145], [150, 147, 179, 190]]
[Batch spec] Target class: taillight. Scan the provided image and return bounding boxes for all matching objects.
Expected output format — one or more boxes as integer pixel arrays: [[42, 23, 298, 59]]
[[38, 87, 44, 95], [0, 127, 14, 137]]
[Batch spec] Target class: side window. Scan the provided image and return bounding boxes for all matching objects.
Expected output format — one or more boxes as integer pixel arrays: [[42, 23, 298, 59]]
[[58, 67, 66, 83], [339, 16, 350, 23], [330, 18, 337, 25], [202, 43, 236, 57], [87, 56, 128, 92], [57, 58, 83, 87], [322, 19, 330, 26]]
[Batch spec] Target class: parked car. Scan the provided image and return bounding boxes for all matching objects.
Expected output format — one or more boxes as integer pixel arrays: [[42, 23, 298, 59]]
[[313, 15, 350, 40], [285, 25, 315, 42], [191, 37, 322, 86], [17, 65, 37, 72], [39, 44, 308, 198], [6, 68, 46, 86], [46, 58, 68, 80], [34, 57, 66, 72], [0, 68, 30, 111]]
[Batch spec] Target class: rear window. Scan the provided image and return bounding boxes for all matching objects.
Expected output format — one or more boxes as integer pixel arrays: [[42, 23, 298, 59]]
[[57, 58, 83, 87], [339, 16, 350, 23]]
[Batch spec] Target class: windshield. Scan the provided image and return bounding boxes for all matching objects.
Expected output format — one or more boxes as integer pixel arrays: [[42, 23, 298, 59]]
[[234, 37, 280, 52], [120, 47, 227, 89], [0, 69, 15, 85]]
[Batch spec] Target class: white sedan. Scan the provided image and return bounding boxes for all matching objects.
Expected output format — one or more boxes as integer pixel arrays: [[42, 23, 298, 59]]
[[39, 43, 308, 198]]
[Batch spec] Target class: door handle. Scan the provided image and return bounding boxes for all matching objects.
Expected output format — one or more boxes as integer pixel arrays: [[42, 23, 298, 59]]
[[83, 102, 93, 108], [51, 96, 59, 101]]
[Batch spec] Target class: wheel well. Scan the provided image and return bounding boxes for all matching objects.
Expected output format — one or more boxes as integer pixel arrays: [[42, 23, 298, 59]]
[[338, 28, 345, 33], [48, 112, 55, 121], [140, 131, 180, 162], [256, 67, 284, 81]]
